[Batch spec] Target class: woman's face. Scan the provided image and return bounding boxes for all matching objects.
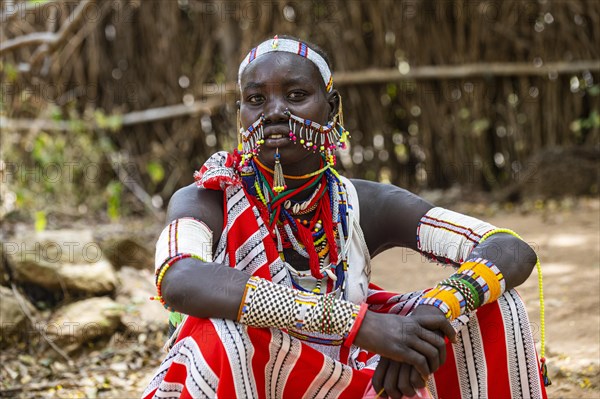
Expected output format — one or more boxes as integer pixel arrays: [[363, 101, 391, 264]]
[[239, 52, 335, 169]]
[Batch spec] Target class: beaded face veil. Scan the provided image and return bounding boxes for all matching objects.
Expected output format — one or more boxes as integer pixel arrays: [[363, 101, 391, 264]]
[[237, 35, 350, 184]]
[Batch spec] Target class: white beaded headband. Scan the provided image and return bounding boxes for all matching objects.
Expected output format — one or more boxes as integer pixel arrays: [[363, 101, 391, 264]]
[[238, 35, 333, 93]]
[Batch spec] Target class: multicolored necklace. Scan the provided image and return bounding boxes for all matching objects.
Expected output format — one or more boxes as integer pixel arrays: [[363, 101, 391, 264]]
[[240, 157, 351, 294], [237, 108, 351, 294]]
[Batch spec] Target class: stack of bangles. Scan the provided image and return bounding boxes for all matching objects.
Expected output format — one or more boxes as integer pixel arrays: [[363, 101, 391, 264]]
[[238, 276, 369, 348], [418, 258, 506, 320]]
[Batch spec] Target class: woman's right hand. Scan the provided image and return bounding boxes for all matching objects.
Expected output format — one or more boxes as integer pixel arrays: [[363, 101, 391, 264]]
[[354, 311, 456, 380]]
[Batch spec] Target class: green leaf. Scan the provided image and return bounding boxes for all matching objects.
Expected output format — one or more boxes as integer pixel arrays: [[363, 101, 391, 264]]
[[94, 110, 107, 128], [147, 161, 165, 184], [471, 118, 490, 135], [106, 181, 122, 221], [106, 115, 123, 132], [49, 106, 63, 121], [386, 83, 397, 99], [3, 62, 18, 82], [587, 85, 600, 96], [34, 210, 47, 232]]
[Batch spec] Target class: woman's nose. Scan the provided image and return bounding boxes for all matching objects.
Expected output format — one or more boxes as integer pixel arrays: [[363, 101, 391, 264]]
[[263, 97, 288, 124]]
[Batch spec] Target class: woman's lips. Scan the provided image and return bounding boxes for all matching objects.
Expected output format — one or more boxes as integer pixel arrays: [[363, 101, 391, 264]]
[[264, 133, 292, 148]]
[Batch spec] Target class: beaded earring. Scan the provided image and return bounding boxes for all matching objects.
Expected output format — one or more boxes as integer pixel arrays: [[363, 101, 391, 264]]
[[237, 108, 243, 152], [334, 94, 349, 148], [239, 113, 265, 166]]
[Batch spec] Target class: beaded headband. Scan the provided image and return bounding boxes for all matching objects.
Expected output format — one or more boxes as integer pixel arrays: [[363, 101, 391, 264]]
[[238, 35, 334, 93]]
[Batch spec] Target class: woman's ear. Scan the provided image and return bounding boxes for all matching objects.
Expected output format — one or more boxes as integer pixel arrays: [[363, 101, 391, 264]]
[[327, 90, 340, 121]]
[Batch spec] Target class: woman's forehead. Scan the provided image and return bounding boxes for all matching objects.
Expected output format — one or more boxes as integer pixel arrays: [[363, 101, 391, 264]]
[[240, 52, 323, 90]]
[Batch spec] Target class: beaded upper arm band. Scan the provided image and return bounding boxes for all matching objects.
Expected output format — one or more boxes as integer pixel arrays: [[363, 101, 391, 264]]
[[416, 207, 497, 265], [151, 217, 213, 309]]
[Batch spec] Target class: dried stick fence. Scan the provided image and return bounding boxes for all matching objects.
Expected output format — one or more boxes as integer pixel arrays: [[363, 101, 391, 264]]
[[2, 0, 599, 217]]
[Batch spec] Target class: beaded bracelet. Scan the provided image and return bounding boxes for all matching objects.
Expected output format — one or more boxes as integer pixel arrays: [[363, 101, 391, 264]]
[[151, 253, 207, 309], [238, 276, 362, 338], [459, 258, 505, 303], [441, 277, 477, 312], [444, 275, 482, 309], [418, 297, 452, 319], [418, 258, 504, 320], [420, 285, 465, 320]]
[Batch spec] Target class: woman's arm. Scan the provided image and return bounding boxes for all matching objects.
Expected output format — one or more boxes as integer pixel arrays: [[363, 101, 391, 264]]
[[351, 179, 434, 255], [351, 178, 536, 289], [159, 184, 251, 320], [353, 179, 538, 397]]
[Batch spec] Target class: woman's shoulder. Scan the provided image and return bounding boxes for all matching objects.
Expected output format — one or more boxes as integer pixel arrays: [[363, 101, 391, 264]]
[[166, 183, 225, 238], [348, 178, 433, 253], [349, 178, 429, 206]]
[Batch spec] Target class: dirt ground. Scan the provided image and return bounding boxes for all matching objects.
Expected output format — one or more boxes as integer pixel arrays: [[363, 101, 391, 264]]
[[370, 198, 600, 399], [2, 198, 598, 398]]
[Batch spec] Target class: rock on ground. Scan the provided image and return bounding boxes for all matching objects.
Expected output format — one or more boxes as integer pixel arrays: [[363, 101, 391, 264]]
[[0, 285, 34, 345], [12, 258, 117, 296], [46, 296, 123, 352], [102, 237, 154, 270], [116, 266, 167, 330], [5, 229, 117, 296], [11, 229, 100, 264]]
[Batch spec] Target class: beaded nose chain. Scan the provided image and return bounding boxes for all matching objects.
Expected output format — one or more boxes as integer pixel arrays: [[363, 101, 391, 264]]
[[239, 109, 350, 193]]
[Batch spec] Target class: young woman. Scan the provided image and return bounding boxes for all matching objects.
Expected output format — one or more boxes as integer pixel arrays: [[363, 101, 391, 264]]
[[143, 36, 548, 399]]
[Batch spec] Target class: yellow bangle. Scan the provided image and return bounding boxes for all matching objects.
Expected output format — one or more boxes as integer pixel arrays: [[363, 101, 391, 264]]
[[459, 260, 503, 303], [423, 286, 461, 320]]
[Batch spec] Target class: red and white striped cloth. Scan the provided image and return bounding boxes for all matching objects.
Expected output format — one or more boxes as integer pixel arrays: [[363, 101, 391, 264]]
[[142, 152, 547, 399]]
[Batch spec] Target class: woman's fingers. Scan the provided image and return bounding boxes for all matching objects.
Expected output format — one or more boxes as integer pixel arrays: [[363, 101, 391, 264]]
[[410, 366, 427, 390], [398, 363, 417, 397], [382, 360, 402, 399], [409, 338, 440, 374], [372, 357, 389, 395], [401, 348, 431, 380], [416, 315, 457, 343], [356, 312, 453, 376]]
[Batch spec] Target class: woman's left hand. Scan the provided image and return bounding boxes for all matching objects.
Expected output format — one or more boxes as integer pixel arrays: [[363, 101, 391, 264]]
[[372, 305, 452, 398]]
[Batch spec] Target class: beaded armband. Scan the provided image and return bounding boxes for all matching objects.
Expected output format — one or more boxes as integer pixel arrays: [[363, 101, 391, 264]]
[[238, 276, 363, 342], [151, 218, 213, 308], [418, 258, 505, 320], [417, 207, 497, 265]]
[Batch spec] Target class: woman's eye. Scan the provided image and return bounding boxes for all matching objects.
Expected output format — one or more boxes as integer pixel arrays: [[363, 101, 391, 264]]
[[247, 94, 264, 104], [289, 91, 306, 100]]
